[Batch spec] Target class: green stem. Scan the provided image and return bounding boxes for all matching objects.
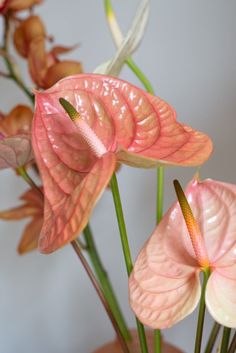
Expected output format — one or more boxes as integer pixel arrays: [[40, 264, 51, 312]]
[[71, 240, 131, 353], [194, 268, 211, 353], [83, 224, 131, 341], [154, 330, 161, 353], [126, 58, 155, 94], [153, 165, 164, 353], [220, 327, 231, 353], [227, 331, 236, 353], [2, 16, 34, 103], [156, 166, 164, 224], [17, 166, 43, 198], [110, 173, 149, 353], [204, 322, 221, 353]]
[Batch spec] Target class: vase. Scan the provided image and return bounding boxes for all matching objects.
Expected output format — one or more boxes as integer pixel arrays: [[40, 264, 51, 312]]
[[92, 329, 184, 353]]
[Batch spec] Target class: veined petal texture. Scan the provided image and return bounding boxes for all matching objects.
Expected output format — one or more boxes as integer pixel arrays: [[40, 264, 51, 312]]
[[129, 222, 201, 328], [33, 74, 212, 253], [34, 74, 212, 167]]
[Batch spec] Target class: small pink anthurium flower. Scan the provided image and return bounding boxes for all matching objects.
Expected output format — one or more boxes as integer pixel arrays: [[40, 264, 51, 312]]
[[0, 105, 34, 170], [129, 177, 236, 329], [32, 74, 212, 253]]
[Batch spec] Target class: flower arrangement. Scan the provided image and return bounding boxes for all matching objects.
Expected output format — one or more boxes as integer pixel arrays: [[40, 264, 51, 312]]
[[0, 1, 235, 353]]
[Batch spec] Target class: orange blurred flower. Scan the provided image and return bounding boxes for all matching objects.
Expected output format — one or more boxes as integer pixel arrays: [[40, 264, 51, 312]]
[[28, 36, 83, 88], [13, 15, 46, 57], [0, 187, 43, 254], [0, 104, 32, 136]]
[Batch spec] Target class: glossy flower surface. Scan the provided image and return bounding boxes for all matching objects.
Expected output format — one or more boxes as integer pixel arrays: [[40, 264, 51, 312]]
[[33, 74, 212, 253], [129, 178, 236, 329], [0, 187, 43, 254], [93, 329, 183, 353], [0, 105, 34, 169]]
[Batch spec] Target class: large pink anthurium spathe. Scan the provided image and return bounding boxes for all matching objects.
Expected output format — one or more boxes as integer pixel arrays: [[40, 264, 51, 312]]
[[129, 178, 236, 329], [32, 74, 212, 253]]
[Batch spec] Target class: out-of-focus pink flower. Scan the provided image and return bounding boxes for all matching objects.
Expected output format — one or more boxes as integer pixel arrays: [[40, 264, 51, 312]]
[[92, 329, 183, 353], [129, 178, 236, 329], [32, 74, 212, 253], [0, 187, 43, 254], [0, 105, 34, 169]]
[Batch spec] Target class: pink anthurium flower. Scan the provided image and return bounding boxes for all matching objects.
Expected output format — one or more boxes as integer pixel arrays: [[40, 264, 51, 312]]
[[32, 74, 212, 253], [0, 187, 43, 254], [0, 105, 34, 169], [129, 177, 236, 329]]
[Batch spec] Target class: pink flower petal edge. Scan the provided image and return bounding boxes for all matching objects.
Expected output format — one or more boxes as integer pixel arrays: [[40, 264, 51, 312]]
[[129, 178, 236, 328]]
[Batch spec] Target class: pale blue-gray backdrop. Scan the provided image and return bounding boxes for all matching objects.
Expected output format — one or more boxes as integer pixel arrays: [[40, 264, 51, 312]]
[[0, 1, 235, 352]]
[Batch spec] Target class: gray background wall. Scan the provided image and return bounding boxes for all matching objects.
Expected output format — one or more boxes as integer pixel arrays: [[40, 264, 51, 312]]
[[0, 1, 235, 352]]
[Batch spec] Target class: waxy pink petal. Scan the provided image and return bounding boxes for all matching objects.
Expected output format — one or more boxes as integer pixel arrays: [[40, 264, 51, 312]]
[[33, 74, 212, 253], [129, 178, 236, 328], [35, 74, 212, 167], [0, 135, 34, 169], [206, 266, 236, 328], [129, 218, 201, 328], [35, 151, 116, 253]]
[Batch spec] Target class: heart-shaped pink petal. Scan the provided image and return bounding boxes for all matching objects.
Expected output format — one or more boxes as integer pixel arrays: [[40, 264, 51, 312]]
[[33, 74, 212, 253], [36, 74, 212, 167], [129, 222, 201, 329]]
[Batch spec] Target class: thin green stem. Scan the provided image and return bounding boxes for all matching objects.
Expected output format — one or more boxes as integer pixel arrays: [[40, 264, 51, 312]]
[[194, 268, 211, 353], [156, 166, 164, 224], [154, 330, 161, 353], [83, 224, 131, 341], [220, 327, 231, 353], [2, 16, 34, 103], [110, 174, 133, 275], [153, 165, 164, 353], [227, 331, 236, 353], [71, 240, 131, 353], [110, 173, 149, 353], [204, 322, 221, 353], [17, 166, 43, 198], [126, 58, 155, 94]]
